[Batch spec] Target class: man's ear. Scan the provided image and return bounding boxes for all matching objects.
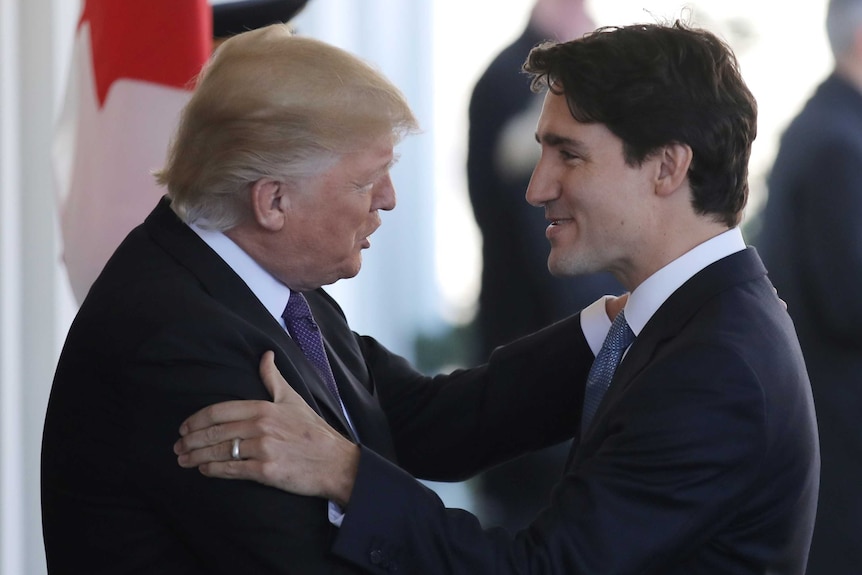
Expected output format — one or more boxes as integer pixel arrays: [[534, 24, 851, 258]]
[[656, 142, 693, 197], [249, 178, 288, 231]]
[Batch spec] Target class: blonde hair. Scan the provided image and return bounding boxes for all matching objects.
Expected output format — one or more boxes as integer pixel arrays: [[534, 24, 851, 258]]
[[155, 24, 419, 229]]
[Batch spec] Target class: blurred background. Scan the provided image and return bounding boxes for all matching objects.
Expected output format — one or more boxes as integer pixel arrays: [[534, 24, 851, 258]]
[[0, 0, 830, 572]]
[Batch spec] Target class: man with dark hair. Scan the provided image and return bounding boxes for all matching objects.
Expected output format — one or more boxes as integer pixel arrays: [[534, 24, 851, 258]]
[[176, 22, 819, 574]]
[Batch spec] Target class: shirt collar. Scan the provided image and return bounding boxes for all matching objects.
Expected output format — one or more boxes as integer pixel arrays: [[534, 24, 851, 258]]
[[189, 223, 292, 327], [624, 227, 746, 336]]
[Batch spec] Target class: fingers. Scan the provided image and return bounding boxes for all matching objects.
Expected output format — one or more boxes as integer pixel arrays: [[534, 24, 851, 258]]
[[178, 437, 289, 495], [179, 399, 270, 437], [175, 388, 277, 462], [176, 351, 312, 487], [259, 350, 295, 403], [198, 459, 262, 481], [178, 350, 287, 437], [179, 351, 298, 439], [174, 414, 262, 455], [176, 437, 236, 468], [195, 453, 297, 496], [177, 434, 259, 468]]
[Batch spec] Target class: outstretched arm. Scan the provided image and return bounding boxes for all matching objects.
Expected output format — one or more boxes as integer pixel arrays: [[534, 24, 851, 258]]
[[175, 294, 631, 502], [178, 339, 774, 574]]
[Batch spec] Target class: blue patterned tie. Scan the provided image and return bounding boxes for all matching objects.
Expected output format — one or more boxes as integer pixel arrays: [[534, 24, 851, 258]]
[[282, 291, 343, 404], [581, 309, 635, 434]]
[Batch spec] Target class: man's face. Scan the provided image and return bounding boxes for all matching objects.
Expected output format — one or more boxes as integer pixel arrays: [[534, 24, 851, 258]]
[[526, 91, 659, 290], [278, 134, 397, 290]]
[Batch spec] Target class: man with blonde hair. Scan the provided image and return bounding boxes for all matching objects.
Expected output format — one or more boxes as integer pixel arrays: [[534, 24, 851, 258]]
[[42, 23, 411, 573], [43, 23, 596, 574]]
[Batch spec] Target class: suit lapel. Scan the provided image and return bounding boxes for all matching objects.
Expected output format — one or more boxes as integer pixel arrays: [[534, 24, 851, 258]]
[[143, 197, 355, 437], [305, 289, 397, 461], [325, 343, 396, 459]]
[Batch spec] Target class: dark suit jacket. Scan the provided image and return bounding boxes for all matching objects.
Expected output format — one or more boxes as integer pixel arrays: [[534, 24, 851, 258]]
[[331, 248, 820, 575], [756, 73, 862, 575], [41, 198, 589, 574]]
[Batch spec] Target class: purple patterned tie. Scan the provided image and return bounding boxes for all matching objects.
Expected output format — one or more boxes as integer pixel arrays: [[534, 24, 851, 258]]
[[581, 309, 635, 435], [282, 291, 343, 404]]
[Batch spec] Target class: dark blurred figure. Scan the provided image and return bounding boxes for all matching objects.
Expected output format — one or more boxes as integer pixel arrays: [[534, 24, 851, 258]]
[[212, 0, 309, 40], [757, 0, 862, 573], [466, 0, 622, 531]]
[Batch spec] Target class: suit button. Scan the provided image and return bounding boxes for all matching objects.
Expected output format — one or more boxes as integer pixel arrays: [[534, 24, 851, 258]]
[[369, 549, 384, 565]]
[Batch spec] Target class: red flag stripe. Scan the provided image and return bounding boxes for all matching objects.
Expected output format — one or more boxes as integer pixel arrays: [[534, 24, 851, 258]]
[[79, 0, 211, 107]]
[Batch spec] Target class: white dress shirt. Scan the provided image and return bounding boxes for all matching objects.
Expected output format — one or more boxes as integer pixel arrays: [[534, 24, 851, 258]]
[[581, 227, 747, 354], [190, 224, 292, 327]]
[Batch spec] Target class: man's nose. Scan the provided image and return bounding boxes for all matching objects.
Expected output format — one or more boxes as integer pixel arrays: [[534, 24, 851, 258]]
[[374, 175, 396, 211], [525, 158, 554, 207]]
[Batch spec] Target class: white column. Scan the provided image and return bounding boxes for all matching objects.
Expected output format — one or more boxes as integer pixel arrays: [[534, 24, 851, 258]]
[[0, 1, 25, 574], [0, 0, 79, 573]]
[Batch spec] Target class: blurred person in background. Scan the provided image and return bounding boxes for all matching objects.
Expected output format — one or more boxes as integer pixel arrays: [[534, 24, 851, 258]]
[[467, 0, 623, 531], [757, 0, 862, 572], [213, 0, 309, 40]]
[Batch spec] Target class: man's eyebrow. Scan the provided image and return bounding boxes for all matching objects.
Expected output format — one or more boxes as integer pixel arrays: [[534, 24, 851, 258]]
[[386, 152, 401, 171], [363, 153, 400, 181], [374, 154, 399, 179], [535, 132, 587, 152]]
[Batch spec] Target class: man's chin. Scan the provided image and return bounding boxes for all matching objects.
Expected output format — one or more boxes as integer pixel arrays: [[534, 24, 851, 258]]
[[548, 254, 595, 278], [338, 257, 363, 281], [315, 263, 362, 289]]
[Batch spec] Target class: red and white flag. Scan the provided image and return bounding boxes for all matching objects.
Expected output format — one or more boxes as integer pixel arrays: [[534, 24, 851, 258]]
[[54, 0, 211, 303]]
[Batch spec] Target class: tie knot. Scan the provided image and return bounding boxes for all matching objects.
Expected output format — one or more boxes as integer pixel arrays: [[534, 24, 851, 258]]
[[606, 309, 635, 353], [283, 291, 313, 323]]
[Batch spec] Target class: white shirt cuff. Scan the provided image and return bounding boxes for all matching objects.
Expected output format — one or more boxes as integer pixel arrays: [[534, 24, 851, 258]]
[[328, 500, 345, 527]]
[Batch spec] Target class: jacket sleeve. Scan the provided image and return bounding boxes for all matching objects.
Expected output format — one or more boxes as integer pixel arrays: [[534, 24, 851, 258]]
[[331, 344, 770, 575], [363, 314, 593, 481]]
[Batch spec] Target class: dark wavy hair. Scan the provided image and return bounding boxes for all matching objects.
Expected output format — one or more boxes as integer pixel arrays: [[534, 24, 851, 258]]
[[524, 21, 757, 227]]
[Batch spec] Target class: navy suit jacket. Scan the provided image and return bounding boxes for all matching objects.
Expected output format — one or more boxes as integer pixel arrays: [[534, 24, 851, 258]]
[[41, 198, 590, 574], [332, 248, 820, 575]]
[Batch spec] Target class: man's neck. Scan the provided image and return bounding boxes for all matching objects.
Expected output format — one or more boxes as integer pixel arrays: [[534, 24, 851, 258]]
[[622, 221, 731, 292]]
